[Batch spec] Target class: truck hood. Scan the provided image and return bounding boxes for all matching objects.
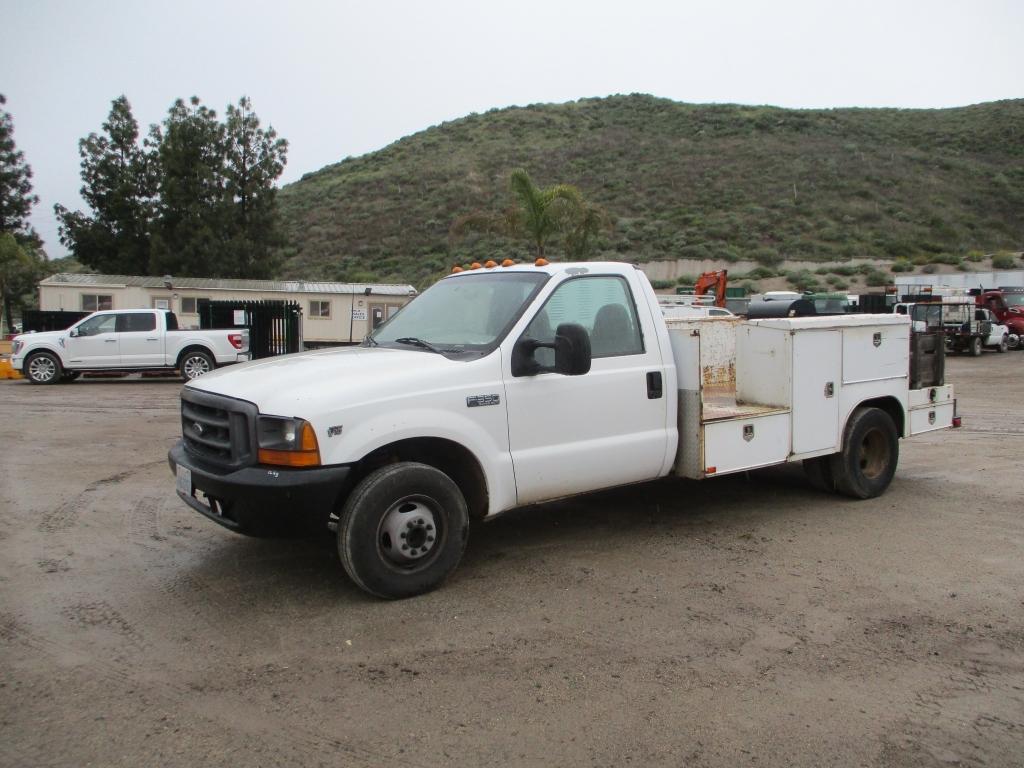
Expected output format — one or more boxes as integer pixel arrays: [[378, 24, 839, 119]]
[[13, 330, 65, 349], [187, 346, 479, 415]]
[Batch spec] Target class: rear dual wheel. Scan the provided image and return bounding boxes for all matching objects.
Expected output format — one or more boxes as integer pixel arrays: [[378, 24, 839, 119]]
[[804, 407, 899, 499]]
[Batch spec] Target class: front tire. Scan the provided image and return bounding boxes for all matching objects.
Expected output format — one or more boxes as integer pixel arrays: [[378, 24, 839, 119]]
[[829, 407, 899, 499], [25, 352, 62, 385], [338, 462, 469, 599], [180, 350, 215, 381], [997, 335, 1008, 353], [970, 336, 983, 357]]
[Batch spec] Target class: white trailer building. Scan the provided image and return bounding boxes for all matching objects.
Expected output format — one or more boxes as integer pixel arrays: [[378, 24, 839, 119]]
[[38, 273, 417, 345]]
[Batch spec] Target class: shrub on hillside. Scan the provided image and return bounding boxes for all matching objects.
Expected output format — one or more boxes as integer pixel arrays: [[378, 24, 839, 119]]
[[650, 279, 675, 290], [965, 250, 985, 263], [992, 252, 1017, 269], [921, 264, 937, 274], [752, 247, 784, 268], [865, 269, 889, 287], [930, 252, 962, 266], [890, 259, 913, 273]]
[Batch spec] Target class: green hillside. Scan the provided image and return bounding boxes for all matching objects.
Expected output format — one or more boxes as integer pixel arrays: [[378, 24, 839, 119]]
[[275, 95, 1024, 287]]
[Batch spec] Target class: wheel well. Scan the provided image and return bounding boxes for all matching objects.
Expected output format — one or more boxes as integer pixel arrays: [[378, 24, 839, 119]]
[[347, 438, 489, 520], [176, 345, 214, 368], [853, 396, 905, 437]]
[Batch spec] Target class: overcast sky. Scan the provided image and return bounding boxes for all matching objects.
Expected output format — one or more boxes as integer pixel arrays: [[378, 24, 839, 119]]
[[3, 0, 1022, 258]]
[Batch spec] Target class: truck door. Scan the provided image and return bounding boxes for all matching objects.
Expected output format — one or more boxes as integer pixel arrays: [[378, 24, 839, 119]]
[[65, 313, 119, 367], [503, 273, 670, 505], [116, 312, 163, 367]]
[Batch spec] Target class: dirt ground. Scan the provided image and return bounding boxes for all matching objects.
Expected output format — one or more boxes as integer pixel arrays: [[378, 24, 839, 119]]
[[1, 353, 1022, 768]]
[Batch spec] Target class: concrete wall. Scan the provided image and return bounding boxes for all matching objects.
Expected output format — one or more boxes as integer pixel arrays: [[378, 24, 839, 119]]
[[38, 284, 411, 344]]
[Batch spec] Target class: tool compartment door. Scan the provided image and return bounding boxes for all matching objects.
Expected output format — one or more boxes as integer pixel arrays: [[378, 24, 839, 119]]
[[792, 330, 841, 454]]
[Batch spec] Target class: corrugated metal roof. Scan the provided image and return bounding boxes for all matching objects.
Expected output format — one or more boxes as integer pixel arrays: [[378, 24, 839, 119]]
[[39, 273, 417, 296]]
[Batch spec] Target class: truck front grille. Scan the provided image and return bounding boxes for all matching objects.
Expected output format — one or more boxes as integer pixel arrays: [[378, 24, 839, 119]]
[[180, 389, 256, 468]]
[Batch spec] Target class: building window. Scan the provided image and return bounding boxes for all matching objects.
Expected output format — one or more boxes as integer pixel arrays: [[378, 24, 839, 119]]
[[310, 300, 331, 318], [180, 297, 198, 314], [152, 297, 171, 310], [82, 294, 113, 312]]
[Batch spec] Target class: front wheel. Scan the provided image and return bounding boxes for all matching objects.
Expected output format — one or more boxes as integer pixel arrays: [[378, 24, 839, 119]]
[[338, 462, 469, 599], [25, 352, 62, 385], [180, 350, 214, 381], [829, 407, 899, 499], [997, 336, 1008, 353], [970, 336, 983, 357]]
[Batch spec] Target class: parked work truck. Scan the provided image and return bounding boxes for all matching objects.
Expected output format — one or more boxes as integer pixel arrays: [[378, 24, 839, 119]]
[[168, 261, 957, 598]]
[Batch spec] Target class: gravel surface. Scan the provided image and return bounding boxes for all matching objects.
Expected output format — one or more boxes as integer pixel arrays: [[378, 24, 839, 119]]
[[1, 354, 1022, 767]]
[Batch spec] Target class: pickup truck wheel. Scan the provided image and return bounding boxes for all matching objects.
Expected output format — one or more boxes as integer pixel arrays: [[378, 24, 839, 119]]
[[180, 350, 214, 381], [338, 462, 469, 599], [996, 336, 1008, 353], [25, 352, 62, 385], [829, 407, 899, 500], [969, 337, 983, 357]]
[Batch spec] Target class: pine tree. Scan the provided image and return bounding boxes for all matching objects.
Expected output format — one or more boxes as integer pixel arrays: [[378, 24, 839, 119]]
[[219, 97, 288, 278], [55, 96, 156, 274], [0, 94, 43, 332]]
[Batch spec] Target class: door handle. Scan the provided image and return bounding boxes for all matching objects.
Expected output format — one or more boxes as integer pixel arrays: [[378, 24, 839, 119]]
[[146, 338, 158, 341], [104, 339, 117, 343], [646, 371, 663, 399]]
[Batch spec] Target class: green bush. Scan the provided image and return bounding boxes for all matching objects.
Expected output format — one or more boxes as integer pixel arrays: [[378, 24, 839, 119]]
[[752, 247, 784, 268], [930, 252, 962, 266], [921, 264, 937, 274], [911, 255, 931, 266], [676, 274, 697, 285], [965, 250, 985, 263], [992, 252, 1017, 269], [830, 265, 857, 277], [746, 266, 777, 279], [890, 259, 913, 273], [649, 279, 675, 290], [865, 269, 889, 287], [826, 276, 849, 290]]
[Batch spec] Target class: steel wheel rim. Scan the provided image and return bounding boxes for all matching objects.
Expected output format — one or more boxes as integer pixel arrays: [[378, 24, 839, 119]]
[[29, 356, 57, 382], [377, 494, 442, 568], [858, 428, 889, 480], [183, 356, 211, 379]]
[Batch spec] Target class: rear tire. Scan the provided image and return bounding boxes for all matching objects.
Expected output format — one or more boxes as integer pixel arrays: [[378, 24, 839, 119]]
[[338, 462, 469, 599], [970, 336, 983, 357], [180, 350, 215, 381], [829, 407, 899, 499], [25, 352, 62, 385]]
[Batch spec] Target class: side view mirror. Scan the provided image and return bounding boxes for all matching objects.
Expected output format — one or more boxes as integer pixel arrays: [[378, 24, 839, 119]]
[[68, 328, 80, 338], [512, 323, 592, 377]]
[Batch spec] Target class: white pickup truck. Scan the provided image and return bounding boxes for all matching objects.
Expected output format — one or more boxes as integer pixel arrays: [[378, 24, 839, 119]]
[[168, 261, 957, 599], [12, 309, 250, 384]]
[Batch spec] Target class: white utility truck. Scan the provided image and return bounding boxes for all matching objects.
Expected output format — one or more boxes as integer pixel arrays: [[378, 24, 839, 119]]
[[12, 309, 250, 383], [168, 261, 956, 598]]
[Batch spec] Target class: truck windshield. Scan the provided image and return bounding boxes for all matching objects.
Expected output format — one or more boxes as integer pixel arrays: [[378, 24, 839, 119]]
[[1003, 294, 1024, 307], [370, 271, 549, 356]]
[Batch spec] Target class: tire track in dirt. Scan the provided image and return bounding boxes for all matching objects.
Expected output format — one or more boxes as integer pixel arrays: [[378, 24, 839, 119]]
[[37, 461, 165, 533]]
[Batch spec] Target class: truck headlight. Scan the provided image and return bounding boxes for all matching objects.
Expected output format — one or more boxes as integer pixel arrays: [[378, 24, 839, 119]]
[[12, 340, 23, 355], [257, 416, 321, 467]]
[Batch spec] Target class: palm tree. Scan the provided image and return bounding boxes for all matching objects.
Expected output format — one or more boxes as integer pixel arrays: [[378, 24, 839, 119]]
[[450, 169, 608, 259]]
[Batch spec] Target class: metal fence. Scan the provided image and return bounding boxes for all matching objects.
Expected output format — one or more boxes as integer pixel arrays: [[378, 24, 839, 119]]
[[197, 299, 302, 359]]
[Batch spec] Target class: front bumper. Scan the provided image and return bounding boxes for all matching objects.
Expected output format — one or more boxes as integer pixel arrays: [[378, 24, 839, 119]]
[[168, 440, 351, 533]]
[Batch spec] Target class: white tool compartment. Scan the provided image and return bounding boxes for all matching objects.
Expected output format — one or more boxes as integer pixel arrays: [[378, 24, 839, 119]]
[[669, 314, 915, 479]]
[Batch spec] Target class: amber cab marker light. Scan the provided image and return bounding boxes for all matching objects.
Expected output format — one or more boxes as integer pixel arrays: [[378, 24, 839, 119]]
[[484, 260, 497, 268], [535, 258, 549, 267], [470, 262, 482, 270], [501, 259, 515, 267], [452, 265, 464, 273]]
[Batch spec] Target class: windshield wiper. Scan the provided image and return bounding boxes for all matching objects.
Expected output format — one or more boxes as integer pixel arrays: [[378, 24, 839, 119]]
[[362, 335, 378, 347], [394, 337, 446, 354]]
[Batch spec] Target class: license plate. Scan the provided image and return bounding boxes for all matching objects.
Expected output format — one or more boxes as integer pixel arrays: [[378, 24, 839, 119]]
[[175, 465, 192, 496]]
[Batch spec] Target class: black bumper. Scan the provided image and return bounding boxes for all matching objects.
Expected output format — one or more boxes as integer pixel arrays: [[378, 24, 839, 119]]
[[168, 440, 352, 533]]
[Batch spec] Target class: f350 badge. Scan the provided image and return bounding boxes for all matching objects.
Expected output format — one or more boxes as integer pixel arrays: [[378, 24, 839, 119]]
[[466, 394, 500, 408]]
